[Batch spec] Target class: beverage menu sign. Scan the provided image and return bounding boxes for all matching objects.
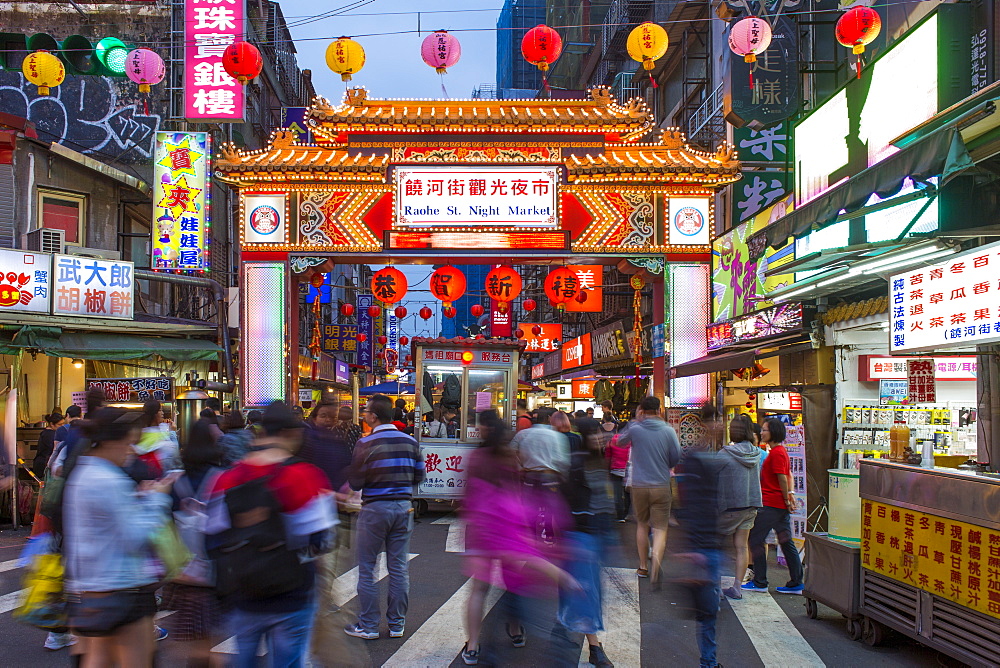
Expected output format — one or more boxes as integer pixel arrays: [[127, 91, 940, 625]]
[[395, 167, 559, 227], [889, 241, 1000, 353]]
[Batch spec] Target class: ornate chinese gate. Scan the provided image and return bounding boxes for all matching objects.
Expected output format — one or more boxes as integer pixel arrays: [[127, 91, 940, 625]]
[[215, 87, 740, 407]]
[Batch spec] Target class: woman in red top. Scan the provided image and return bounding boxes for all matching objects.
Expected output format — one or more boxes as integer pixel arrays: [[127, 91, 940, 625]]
[[741, 417, 804, 595], [602, 417, 630, 522]]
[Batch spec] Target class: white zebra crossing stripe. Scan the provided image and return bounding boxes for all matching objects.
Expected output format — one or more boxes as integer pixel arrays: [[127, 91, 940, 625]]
[[210, 553, 419, 655], [382, 577, 504, 667], [575, 567, 641, 667], [431, 514, 466, 553], [330, 553, 419, 608], [0, 558, 21, 574], [721, 576, 826, 668], [0, 588, 27, 615]]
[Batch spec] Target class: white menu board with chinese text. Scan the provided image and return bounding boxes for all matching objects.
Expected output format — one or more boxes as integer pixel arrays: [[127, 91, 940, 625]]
[[889, 241, 1000, 352], [53, 255, 134, 319]]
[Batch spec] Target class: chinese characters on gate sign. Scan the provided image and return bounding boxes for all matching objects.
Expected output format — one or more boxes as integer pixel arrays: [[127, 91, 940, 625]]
[[152, 132, 209, 271], [184, 0, 245, 120], [53, 255, 134, 319], [396, 167, 559, 227], [889, 241, 1000, 353]]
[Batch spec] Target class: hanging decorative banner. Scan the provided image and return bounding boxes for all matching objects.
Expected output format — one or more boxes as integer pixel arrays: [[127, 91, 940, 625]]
[[565, 265, 602, 313], [356, 294, 374, 369], [668, 197, 711, 245], [243, 192, 287, 244], [184, 0, 246, 120], [152, 131, 210, 271]]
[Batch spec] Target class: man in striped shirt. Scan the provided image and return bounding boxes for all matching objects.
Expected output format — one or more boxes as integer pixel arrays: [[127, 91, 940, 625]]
[[344, 394, 426, 640]]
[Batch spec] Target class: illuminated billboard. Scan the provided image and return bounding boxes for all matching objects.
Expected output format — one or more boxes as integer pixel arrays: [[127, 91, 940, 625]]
[[152, 132, 210, 272]]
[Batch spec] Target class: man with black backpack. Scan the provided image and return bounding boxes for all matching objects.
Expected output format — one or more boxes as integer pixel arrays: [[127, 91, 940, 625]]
[[205, 401, 336, 667]]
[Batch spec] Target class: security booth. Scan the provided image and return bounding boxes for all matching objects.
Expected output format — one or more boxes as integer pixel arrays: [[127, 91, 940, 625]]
[[412, 337, 522, 504]]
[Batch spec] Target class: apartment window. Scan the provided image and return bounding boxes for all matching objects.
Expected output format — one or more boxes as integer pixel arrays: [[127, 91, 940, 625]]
[[37, 189, 86, 244], [120, 211, 151, 268]]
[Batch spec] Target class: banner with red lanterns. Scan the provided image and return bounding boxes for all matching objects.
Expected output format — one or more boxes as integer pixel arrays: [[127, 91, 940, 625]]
[[520, 323, 562, 353], [565, 264, 602, 313]]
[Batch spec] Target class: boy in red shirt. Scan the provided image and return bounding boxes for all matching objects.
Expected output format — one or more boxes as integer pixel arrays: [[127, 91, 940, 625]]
[[741, 417, 804, 594]]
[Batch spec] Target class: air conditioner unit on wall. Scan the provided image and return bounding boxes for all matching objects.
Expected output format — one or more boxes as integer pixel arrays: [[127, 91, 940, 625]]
[[64, 245, 121, 261], [26, 228, 65, 254]]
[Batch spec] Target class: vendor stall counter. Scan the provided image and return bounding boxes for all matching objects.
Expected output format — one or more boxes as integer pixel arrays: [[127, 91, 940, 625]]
[[412, 337, 522, 508], [859, 459, 1000, 664]]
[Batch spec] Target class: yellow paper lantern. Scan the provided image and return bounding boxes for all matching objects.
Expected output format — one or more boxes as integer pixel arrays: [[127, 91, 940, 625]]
[[325, 37, 365, 82], [22, 51, 65, 96], [627, 22, 669, 71]]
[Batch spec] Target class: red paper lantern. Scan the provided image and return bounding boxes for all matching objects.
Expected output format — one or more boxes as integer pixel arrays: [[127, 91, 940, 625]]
[[405, 354, 412, 363], [544, 267, 580, 310], [521, 24, 563, 72], [375, 335, 386, 345], [484, 265, 522, 310], [836, 6, 882, 78], [222, 41, 263, 84], [399, 336, 409, 346], [471, 304, 484, 318], [514, 328, 524, 339], [575, 290, 588, 304], [309, 273, 325, 288], [394, 305, 407, 319], [523, 298, 537, 312], [356, 333, 367, 343], [531, 325, 542, 336], [340, 303, 355, 317], [367, 305, 380, 318], [443, 306, 457, 319], [371, 266, 408, 304], [419, 306, 433, 320], [430, 265, 466, 307]]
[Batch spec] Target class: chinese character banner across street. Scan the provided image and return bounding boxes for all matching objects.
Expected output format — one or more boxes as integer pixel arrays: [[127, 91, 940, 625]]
[[184, 0, 246, 120], [54, 255, 134, 318], [889, 241, 1000, 352], [152, 132, 210, 271]]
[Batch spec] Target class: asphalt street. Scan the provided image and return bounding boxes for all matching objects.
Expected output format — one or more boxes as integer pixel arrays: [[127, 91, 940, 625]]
[[0, 505, 957, 667]]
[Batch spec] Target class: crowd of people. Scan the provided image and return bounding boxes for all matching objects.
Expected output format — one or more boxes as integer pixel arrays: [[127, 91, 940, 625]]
[[18, 387, 803, 668]]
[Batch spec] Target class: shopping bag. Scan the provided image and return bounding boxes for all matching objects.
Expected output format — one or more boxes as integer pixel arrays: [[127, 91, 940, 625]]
[[150, 521, 193, 582], [13, 553, 67, 630]]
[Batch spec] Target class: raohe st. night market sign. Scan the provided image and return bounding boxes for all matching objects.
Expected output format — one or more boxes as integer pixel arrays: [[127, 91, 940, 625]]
[[396, 166, 559, 227], [889, 240, 1000, 353]]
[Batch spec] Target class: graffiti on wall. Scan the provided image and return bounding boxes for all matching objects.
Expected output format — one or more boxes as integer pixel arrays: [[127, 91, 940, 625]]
[[0, 73, 162, 163]]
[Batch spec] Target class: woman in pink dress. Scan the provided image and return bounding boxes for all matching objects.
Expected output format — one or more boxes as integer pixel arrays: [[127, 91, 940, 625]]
[[460, 411, 576, 666]]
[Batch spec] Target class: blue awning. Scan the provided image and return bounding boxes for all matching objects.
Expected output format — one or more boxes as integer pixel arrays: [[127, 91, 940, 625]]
[[359, 381, 415, 396]]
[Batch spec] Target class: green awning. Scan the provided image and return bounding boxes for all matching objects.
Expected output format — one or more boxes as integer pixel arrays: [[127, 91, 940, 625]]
[[749, 126, 974, 250], [0, 326, 221, 361]]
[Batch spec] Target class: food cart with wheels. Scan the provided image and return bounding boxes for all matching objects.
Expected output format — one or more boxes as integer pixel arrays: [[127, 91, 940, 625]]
[[411, 337, 522, 513]]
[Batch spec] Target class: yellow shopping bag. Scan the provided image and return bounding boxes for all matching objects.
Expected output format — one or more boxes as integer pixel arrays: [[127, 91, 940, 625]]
[[14, 553, 67, 630]]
